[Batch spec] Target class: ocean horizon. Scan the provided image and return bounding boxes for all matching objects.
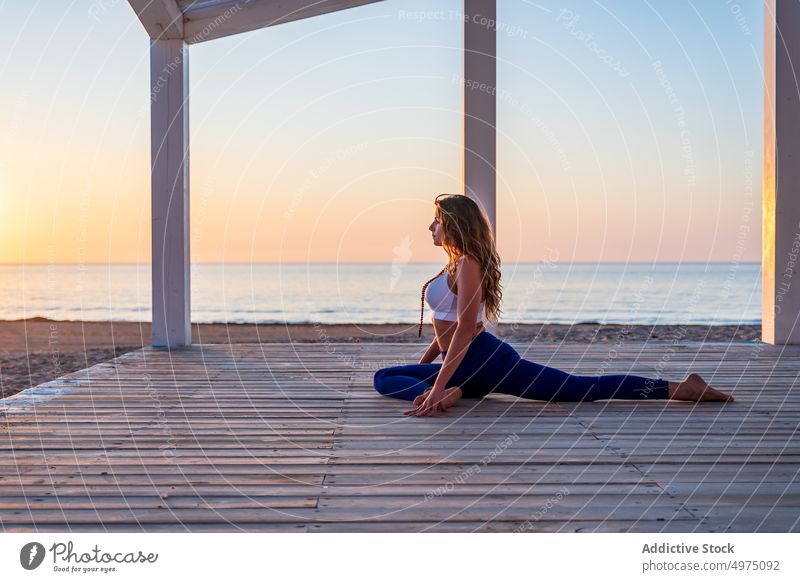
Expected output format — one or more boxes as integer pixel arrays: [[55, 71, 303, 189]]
[[0, 262, 761, 326]]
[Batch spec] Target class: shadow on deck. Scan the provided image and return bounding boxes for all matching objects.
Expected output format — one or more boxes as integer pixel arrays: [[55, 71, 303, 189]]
[[1, 340, 798, 532]]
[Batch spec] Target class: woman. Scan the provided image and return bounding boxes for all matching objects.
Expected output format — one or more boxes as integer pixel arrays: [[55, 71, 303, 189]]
[[373, 193, 735, 417]]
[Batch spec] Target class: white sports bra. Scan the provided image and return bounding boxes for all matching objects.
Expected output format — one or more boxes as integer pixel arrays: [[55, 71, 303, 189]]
[[424, 271, 485, 323]]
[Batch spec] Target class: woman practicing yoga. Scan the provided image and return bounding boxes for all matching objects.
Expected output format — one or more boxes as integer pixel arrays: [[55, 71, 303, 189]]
[[373, 193, 735, 417]]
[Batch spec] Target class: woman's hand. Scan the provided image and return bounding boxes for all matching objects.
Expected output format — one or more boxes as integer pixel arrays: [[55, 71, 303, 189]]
[[411, 388, 446, 410], [404, 386, 447, 417]]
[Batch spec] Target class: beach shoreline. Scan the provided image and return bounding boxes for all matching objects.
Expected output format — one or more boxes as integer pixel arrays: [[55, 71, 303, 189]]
[[0, 318, 762, 399]]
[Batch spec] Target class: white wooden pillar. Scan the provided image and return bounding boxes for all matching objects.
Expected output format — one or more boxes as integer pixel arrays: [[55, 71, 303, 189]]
[[150, 39, 191, 348], [463, 0, 497, 236], [763, 0, 800, 345]]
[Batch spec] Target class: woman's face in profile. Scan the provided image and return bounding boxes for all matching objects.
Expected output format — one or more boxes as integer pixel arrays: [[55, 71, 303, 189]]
[[429, 209, 444, 247]]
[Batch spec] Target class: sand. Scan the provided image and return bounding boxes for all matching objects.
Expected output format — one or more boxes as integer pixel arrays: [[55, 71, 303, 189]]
[[0, 317, 762, 399]]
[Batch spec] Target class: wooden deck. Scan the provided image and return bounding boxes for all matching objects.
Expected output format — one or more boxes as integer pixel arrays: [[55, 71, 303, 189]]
[[1, 340, 799, 533]]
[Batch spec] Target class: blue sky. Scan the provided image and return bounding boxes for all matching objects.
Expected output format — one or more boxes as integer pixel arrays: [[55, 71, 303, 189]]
[[0, 0, 763, 264]]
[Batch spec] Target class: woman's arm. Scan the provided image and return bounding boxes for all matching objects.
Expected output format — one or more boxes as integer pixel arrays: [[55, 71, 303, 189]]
[[418, 338, 442, 364], [406, 256, 482, 416]]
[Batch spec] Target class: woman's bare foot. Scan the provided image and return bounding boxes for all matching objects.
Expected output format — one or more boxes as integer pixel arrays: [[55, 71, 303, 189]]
[[668, 373, 735, 402], [413, 386, 463, 411]]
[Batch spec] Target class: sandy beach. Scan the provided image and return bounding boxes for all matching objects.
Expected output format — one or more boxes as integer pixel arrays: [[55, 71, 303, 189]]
[[0, 317, 761, 399]]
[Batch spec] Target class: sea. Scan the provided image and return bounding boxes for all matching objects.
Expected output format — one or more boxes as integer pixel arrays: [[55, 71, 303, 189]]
[[0, 262, 761, 326]]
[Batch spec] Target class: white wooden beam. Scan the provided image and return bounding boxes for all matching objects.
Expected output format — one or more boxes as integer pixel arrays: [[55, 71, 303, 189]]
[[128, 0, 184, 40], [182, 0, 384, 44], [763, 0, 800, 345], [150, 39, 191, 348], [462, 0, 497, 236]]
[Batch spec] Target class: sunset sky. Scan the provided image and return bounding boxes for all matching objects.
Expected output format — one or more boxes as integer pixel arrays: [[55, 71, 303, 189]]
[[0, 0, 762, 265]]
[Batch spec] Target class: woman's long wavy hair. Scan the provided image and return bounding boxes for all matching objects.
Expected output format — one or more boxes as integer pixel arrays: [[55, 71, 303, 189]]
[[435, 193, 503, 323]]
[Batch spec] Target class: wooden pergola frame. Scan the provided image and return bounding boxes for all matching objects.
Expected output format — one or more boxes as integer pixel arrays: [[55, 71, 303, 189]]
[[128, 0, 799, 348]]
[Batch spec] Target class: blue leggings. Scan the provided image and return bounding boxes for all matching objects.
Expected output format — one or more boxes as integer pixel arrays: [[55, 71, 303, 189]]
[[373, 331, 670, 402]]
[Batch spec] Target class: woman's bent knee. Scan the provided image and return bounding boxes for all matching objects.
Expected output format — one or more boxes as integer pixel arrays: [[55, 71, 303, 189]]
[[373, 368, 392, 395], [373, 369, 384, 392]]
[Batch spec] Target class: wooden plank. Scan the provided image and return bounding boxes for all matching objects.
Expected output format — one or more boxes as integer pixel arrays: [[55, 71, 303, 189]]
[[181, 0, 385, 44], [0, 504, 693, 525], [0, 483, 659, 497], [2, 341, 799, 532]]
